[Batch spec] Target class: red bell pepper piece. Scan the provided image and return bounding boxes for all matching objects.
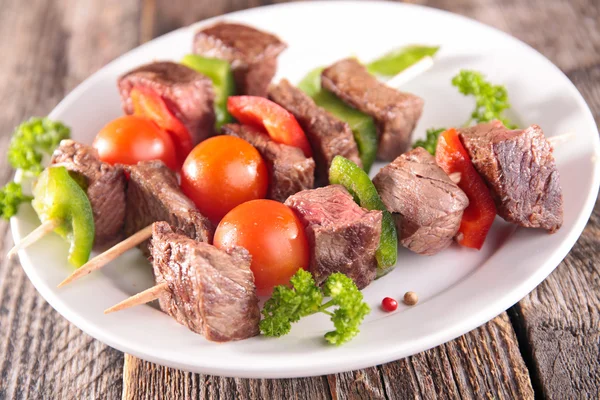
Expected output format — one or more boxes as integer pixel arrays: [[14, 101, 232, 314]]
[[227, 96, 313, 158], [436, 128, 496, 249], [130, 87, 193, 164]]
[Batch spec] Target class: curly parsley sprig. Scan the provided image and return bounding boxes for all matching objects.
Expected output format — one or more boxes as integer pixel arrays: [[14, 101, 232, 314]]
[[8, 117, 71, 175], [451, 70, 515, 128], [0, 182, 32, 220], [260, 269, 371, 345], [413, 70, 516, 155]]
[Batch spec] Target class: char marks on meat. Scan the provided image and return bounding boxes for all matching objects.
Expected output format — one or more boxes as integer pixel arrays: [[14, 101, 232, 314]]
[[51, 140, 126, 248], [285, 185, 382, 289], [124, 161, 212, 254], [150, 222, 259, 342], [268, 79, 362, 186], [194, 22, 286, 97], [459, 121, 563, 232], [321, 58, 424, 161], [223, 123, 315, 202], [118, 61, 215, 144], [373, 148, 469, 255]]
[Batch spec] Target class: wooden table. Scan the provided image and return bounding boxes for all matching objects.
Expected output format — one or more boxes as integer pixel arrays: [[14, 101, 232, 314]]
[[0, 0, 598, 398]]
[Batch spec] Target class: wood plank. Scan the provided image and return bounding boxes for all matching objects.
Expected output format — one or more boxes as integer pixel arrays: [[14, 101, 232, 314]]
[[0, 0, 141, 398], [122, 313, 533, 399]]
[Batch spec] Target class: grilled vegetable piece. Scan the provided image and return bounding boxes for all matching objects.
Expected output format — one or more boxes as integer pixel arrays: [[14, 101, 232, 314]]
[[32, 166, 95, 267], [367, 45, 439, 76], [193, 22, 286, 97], [227, 96, 313, 157], [328, 156, 397, 273], [181, 54, 236, 129], [298, 68, 377, 173], [436, 128, 496, 249], [51, 140, 127, 248]]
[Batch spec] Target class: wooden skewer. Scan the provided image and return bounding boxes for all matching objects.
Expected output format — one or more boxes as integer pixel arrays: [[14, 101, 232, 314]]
[[548, 132, 574, 146], [57, 224, 153, 288], [104, 282, 168, 314], [7, 219, 60, 259]]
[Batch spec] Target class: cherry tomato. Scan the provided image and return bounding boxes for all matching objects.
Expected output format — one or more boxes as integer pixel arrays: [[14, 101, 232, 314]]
[[214, 200, 310, 296], [227, 96, 313, 157], [381, 297, 398, 312], [130, 87, 193, 164], [93, 115, 178, 170], [181, 136, 268, 224]]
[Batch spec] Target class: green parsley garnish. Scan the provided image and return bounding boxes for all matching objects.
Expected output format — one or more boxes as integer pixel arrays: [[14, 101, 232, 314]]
[[413, 127, 446, 155], [0, 182, 32, 220], [451, 70, 515, 128], [8, 117, 71, 175], [260, 269, 371, 345]]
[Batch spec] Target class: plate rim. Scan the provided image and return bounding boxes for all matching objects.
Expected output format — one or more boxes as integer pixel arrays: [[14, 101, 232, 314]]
[[10, 0, 600, 378]]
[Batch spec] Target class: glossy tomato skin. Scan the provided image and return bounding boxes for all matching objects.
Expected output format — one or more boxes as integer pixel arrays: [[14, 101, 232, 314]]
[[214, 200, 310, 296], [93, 115, 178, 170], [181, 136, 268, 224]]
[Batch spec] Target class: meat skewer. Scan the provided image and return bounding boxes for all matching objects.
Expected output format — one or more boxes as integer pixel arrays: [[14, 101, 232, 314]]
[[104, 222, 260, 342], [58, 160, 213, 287]]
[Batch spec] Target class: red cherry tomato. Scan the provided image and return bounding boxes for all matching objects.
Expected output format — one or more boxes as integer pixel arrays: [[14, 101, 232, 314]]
[[214, 200, 310, 296], [227, 96, 313, 157], [130, 87, 194, 164], [381, 297, 398, 312], [93, 115, 178, 170], [181, 136, 268, 224]]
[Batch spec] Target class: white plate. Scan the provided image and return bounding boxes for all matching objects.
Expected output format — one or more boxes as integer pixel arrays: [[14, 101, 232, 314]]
[[11, 1, 600, 378]]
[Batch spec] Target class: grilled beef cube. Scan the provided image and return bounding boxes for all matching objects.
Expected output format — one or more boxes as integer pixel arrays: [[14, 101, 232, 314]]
[[51, 140, 126, 247], [151, 222, 259, 342], [118, 61, 215, 144], [222, 123, 315, 202], [124, 161, 213, 254], [268, 79, 362, 186], [193, 22, 286, 97], [458, 121, 563, 232], [373, 148, 469, 255], [285, 185, 382, 289], [321, 58, 424, 161]]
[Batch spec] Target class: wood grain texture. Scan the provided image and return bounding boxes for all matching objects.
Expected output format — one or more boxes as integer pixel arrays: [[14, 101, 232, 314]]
[[0, 0, 141, 399], [122, 313, 532, 399]]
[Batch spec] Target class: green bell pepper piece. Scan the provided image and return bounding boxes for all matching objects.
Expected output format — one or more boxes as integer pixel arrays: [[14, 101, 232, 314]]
[[181, 55, 236, 129], [367, 45, 439, 76], [32, 166, 95, 268], [329, 156, 398, 275], [298, 68, 378, 173]]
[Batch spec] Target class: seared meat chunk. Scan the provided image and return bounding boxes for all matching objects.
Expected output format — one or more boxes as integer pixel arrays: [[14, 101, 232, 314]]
[[223, 124, 315, 202], [268, 79, 361, 186], [321, 58, 424, 161], [118, 61, 215, 144], [285, 185, 382, 289], [193, 22, 286, 97], [51, 140, 126, 247], [459, 121, 563, 232], [151, 222, 259, 342], [373, 148, 469, 255], [125, 161, 212, 254]]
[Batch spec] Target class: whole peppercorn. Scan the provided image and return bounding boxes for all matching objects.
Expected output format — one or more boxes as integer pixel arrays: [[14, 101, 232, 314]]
[[403, 291, 418, 306], [381, 297, 398, 312]]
